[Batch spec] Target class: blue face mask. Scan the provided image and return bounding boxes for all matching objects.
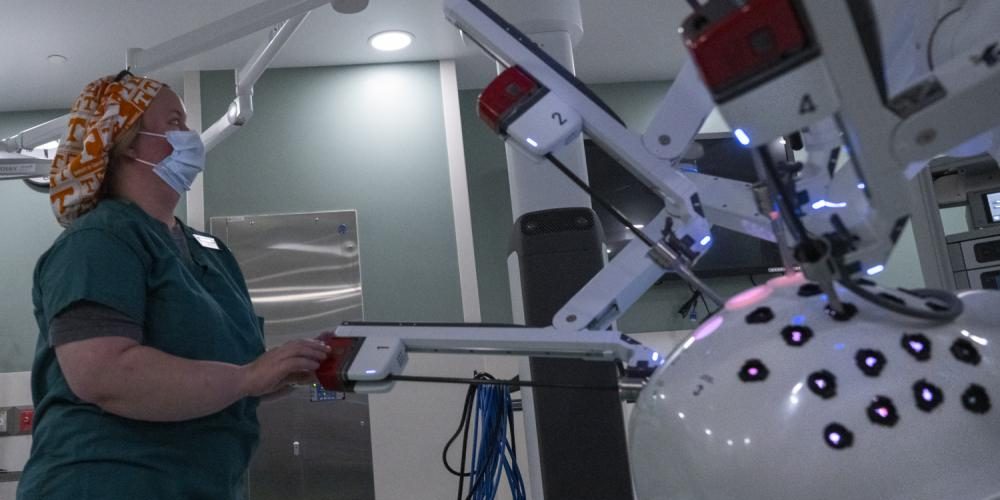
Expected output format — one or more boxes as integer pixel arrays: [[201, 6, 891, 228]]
[[135, 130, 206, 193]]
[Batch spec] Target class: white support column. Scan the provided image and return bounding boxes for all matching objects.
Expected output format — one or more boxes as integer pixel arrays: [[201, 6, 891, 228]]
[[439, 59, 483, 323], [499, 1, 590, 219], [492, 2, 587, 499], [183, 71, 206, 231]]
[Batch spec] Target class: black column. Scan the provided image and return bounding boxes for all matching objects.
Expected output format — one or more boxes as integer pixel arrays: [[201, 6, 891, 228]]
[[510, 207, 634, 499]]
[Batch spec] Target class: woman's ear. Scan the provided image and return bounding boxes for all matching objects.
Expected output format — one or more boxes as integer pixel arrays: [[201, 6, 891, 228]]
[[117, 138, 141, 162]]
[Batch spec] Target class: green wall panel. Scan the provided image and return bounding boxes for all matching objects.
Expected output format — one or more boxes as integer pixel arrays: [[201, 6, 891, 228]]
[[201, 63, 463, 323], [0, 109, 68, 372]]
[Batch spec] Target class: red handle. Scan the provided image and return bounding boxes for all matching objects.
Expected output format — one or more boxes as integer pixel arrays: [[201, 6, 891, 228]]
[[315, 333, 363, 392]]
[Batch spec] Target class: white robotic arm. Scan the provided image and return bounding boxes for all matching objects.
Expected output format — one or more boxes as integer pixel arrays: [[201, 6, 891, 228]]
[[444, 0, 714, 259], [680, 0, 1000, 314], [444, 0, 779, 330], [313, 322, 662, 393]]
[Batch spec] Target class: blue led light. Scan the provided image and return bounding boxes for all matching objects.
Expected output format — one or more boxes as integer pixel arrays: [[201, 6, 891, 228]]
[[700, 235, 712, 246], [734, 129, 751, 146], [365, 369, 377, 374], [792, 315, 806, 326], [866, 265, 885, 276]]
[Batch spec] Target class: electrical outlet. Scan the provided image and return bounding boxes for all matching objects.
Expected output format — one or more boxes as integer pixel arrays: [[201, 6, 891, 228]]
[[17, 408, 33, 434], [0, 407, 34, 436]]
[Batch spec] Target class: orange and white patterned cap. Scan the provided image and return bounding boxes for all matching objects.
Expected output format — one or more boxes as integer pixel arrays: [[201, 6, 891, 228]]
[[49, 73, 164, 227]]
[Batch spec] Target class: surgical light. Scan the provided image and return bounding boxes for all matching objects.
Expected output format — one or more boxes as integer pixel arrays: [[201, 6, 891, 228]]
[[866, 265, 885, 276], [700, 235, 712, 246], [369, 30, 413, 51], [734, 128, 751, 146], [0, 151, 50, 179]]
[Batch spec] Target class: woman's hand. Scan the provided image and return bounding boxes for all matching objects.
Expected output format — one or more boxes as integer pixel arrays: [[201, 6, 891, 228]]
[[240, 339, 330, 397]]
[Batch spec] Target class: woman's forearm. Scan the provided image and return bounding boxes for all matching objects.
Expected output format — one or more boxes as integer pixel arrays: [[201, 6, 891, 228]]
[[64, 342, 250, 422], [57, 335, 329, 422]]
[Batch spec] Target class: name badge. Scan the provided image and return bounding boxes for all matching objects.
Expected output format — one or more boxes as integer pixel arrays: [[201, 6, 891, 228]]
[[193, 234, 220, 250]]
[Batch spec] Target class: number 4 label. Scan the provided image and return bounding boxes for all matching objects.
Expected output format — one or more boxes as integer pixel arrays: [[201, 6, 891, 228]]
[[800, 94, 817, 114]]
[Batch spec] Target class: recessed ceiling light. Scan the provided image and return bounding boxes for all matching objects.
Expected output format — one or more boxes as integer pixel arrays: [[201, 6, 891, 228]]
[[47, 54, 68, 64], [369, 31, 413, 51]]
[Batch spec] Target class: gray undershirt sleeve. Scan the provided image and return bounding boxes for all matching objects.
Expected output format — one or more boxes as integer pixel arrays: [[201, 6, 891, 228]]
[[49, 300, 144, 347]]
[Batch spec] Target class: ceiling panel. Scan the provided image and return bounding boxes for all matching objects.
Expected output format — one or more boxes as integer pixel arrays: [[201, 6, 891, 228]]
[[0, 0, 694, 113]]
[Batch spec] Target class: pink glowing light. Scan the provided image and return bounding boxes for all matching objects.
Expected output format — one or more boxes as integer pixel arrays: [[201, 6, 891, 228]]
[[725, 285, 773, 311], [692, 316, 725, 340], [876, 407, 890, 418], [815, 379, 827, 389], [922, 388, 934, 402], [791, 331, 803, 343], [829, 432, 841, 445], [909, 341, 924, 353], [748, 368, 759, 376], [766, 272, 807, 289], [865, 357, 877, 368]]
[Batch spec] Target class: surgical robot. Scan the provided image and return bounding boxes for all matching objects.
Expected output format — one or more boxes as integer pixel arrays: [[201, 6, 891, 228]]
[[312, 1, 1000, 498], [3, 0, 995, 497]]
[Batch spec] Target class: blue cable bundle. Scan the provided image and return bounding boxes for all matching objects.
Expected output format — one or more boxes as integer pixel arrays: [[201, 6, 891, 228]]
[[443, 373, 527, 500]]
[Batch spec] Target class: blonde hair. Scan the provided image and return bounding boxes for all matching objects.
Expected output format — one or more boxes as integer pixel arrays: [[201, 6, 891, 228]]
[[100, 120, 142, 198]]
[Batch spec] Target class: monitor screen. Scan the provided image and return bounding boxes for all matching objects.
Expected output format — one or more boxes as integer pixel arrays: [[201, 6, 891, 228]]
[[985, 192, 1000, 223], [585, 136, 784, 278]]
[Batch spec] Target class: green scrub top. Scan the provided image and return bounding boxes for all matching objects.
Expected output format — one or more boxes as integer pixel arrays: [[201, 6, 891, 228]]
[[17, 199, 266, 500]]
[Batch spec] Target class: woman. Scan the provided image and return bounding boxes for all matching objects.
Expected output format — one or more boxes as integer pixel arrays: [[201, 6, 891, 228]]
[[17, 73, 331, 499]]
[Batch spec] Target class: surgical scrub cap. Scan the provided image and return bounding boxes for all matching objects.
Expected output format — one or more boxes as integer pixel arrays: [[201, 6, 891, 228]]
[[49, 72, 164, 227]]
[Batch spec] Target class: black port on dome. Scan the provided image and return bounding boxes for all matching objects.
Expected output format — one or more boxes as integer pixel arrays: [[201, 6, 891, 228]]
[[951, 338, 981, 366], [781, 325, 814, 347], [807, 370, 837, 399], [913, 379, 944, 412], [823, 423, 854, 450], [901, 333, 932, 361], [961, 384, 991, 414], [738, 359, 769, 382], [866, 396, 900, 427], [745, 307, 775, 324], [855, 349, 887, 377]]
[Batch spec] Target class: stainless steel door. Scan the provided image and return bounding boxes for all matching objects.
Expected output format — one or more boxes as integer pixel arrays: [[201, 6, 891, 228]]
[[212, 211, 364, 341], [211, 211, 375, 500]]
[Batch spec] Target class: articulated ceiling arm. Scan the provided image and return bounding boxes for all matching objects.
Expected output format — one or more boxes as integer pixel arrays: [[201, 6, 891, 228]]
[[125, 0, 333, 76], [1, 0, 345, 176], [0, 116, 68, 180], [201, 12, 310, 152]]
